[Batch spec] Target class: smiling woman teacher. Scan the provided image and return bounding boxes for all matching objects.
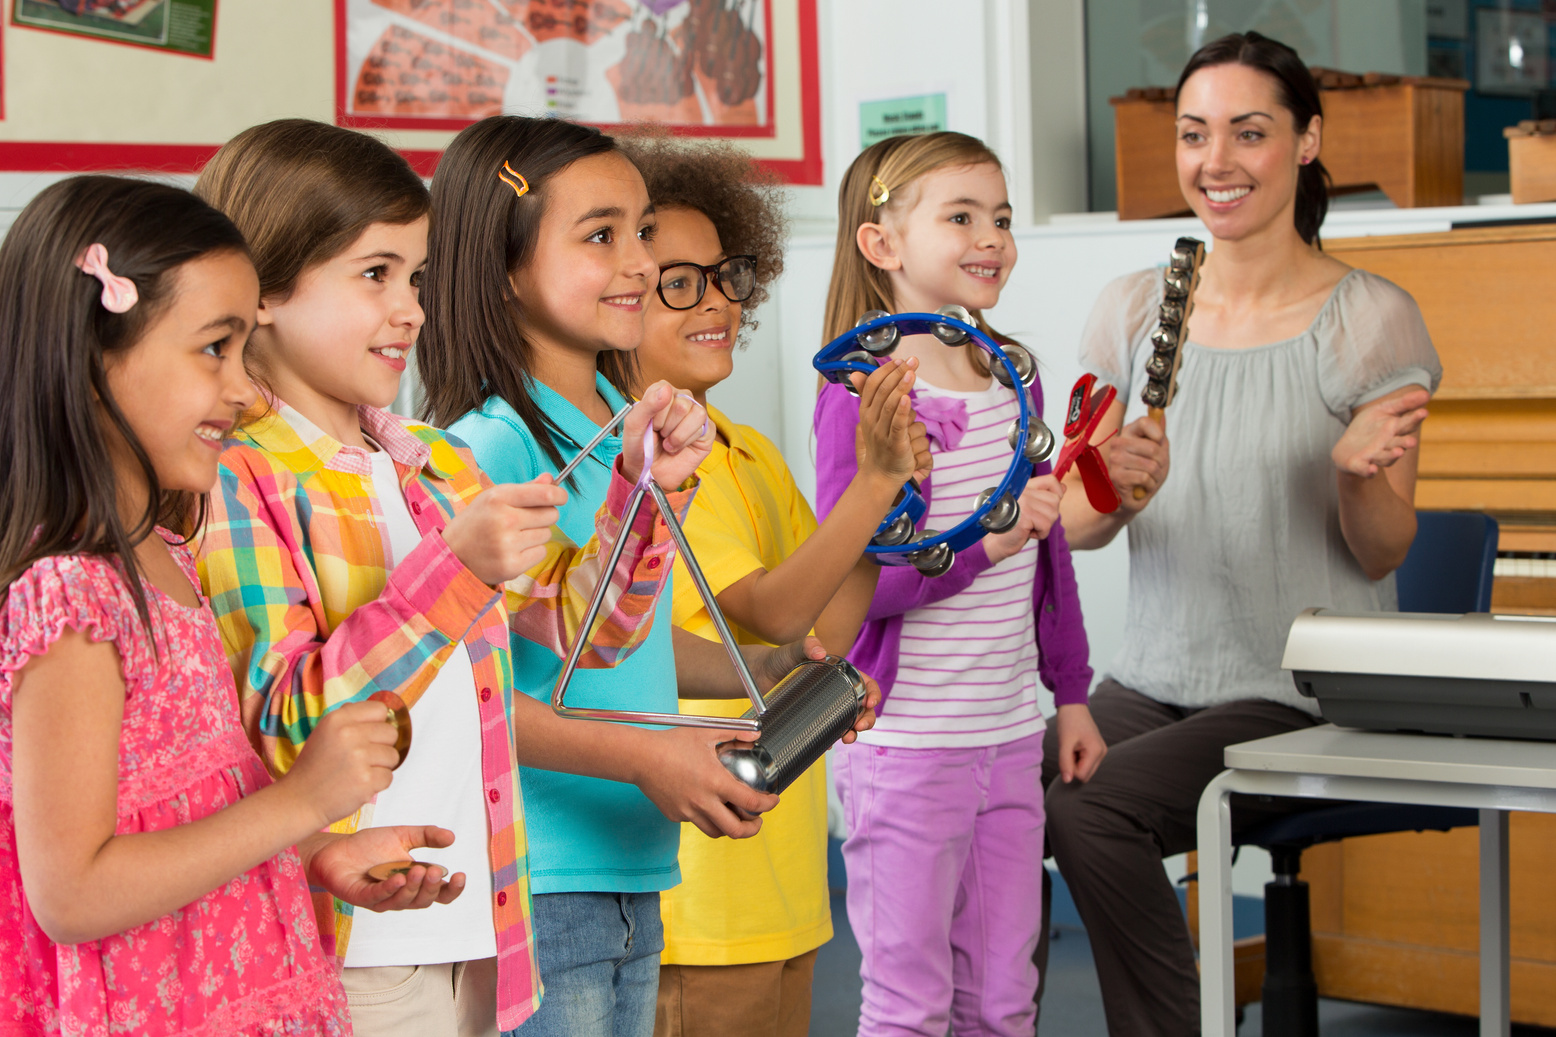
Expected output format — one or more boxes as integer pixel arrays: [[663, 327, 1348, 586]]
[[1035, 32, 1442, 1037]]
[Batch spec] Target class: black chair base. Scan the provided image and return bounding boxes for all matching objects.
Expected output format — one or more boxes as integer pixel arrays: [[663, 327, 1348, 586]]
[[1233, 804, 1478, 1036]]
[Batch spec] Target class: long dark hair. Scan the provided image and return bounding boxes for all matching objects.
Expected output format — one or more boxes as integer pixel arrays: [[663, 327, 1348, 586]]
[[1176, 31, 1330, 245], [418, 116, 639, 475], [0, 176, 248, 626]]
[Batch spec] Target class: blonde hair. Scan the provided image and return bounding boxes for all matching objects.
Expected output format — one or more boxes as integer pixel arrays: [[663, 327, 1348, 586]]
[[822, 132, 1015, 353]]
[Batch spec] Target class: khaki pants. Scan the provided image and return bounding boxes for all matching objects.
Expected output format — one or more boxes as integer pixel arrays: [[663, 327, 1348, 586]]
[[342, 958, 500, 1037], [653, 948, 819, 1037]]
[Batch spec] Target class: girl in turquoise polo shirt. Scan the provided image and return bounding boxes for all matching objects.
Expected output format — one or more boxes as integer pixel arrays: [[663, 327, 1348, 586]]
[[414, 116, 808, 1037]]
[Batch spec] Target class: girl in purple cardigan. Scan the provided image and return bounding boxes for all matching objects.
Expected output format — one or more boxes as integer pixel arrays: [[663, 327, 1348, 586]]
[[814, 132, 1103, 1037]]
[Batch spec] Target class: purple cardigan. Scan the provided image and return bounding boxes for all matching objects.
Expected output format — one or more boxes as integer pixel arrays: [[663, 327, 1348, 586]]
[[813, 376, 1093, 711]]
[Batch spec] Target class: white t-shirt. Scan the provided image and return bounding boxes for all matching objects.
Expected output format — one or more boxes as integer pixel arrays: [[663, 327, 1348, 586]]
[[342, 447, 497, 967], [862, 379, 1046, 750]]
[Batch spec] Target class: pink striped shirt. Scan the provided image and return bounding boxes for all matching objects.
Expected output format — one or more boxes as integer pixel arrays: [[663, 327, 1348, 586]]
[[862, 380, 1046, 749]]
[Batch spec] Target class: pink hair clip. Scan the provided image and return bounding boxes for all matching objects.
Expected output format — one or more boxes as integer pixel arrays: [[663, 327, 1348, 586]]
[[76, 243, 137, 314]]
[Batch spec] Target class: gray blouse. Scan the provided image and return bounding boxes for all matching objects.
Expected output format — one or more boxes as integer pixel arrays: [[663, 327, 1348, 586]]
[[1081, 268, 1443, 713]]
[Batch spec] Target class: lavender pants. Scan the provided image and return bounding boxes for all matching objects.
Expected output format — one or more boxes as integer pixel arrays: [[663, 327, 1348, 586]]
[[834, 732, 1045, 1037]]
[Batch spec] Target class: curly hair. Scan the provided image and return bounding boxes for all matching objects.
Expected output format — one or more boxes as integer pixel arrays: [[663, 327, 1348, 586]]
[[618, 133, 787, 338]]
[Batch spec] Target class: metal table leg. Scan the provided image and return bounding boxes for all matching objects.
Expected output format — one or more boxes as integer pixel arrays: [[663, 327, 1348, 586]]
[[1197, 769, 1239, 1037], [1480, 808, 1510, 1037]]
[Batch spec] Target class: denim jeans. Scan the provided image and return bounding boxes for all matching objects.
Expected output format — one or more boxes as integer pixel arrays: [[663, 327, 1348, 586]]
[[504, 891, 663, 1037]]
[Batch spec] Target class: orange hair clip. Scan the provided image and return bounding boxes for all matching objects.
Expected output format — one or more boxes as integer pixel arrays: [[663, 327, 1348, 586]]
[[498, 161, 530, 199]]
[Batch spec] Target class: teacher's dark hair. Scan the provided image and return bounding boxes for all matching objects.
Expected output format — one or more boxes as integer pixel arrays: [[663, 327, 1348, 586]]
[[1177, 31, 1330, 246]]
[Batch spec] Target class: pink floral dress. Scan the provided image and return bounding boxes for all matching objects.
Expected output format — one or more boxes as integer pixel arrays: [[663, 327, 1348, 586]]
[[0, 533, 350, 1036]]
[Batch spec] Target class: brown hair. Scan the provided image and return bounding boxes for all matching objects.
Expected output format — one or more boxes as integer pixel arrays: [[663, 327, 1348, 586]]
[[417, 116, 638, 480], [195, 119, 430, 303], [0, 176, 248, 628], [822, 132, 1016, 358], [617, 132, 787, 339], [1177, 32, 1330, 245]]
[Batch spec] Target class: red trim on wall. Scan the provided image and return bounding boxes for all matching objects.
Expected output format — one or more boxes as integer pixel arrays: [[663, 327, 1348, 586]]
[[401, 149, 441, 177], [0, 141, 219, 171]]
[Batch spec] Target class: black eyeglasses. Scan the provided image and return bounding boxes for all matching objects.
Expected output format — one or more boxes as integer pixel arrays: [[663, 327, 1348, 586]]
[[655, 255, 758, 310]]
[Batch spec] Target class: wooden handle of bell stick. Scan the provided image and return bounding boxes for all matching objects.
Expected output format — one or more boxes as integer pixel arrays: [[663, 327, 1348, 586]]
[[1131, 406, 1166, 500]]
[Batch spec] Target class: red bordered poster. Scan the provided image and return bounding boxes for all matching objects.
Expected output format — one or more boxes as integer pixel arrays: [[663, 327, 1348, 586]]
[[335, 0, 820, 184]]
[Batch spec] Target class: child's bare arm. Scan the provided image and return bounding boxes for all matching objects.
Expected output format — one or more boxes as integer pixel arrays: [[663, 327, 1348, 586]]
[[12, 631, 397, 945], [715, 360, 929, 645], [812, 557, 881, 659]]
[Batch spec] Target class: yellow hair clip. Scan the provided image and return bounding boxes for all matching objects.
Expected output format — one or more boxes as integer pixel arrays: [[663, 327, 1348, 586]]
[[498, 161, 530, 199], [868, 175, 890, 206]]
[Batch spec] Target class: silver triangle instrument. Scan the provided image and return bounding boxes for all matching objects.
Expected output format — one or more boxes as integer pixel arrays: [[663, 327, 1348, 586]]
[[550, 419, 869, 796]]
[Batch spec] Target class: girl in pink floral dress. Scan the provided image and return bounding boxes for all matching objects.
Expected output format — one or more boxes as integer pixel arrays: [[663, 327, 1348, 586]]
[[0, 177, 462, 1036]]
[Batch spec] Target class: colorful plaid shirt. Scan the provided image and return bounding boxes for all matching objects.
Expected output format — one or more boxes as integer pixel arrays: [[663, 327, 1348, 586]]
[[195, 399, 685, 1032]]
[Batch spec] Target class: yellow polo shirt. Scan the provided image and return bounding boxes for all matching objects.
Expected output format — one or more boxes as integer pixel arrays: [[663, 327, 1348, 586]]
[[660, 406, 833, 965]]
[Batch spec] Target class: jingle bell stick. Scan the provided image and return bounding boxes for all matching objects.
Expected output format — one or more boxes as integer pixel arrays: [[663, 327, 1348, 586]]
[[1133, 237, 1205, 500]]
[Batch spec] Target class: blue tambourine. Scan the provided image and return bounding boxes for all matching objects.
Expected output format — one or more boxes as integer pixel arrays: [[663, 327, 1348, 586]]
[[814, 306, 1056, 577]]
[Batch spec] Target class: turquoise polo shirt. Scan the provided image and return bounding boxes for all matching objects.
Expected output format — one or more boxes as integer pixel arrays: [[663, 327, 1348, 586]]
[[450, 375, 680, 894]]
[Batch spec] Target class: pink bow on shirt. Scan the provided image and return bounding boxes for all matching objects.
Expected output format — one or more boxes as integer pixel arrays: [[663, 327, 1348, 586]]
[[913, 395, 968, 451], [76, 243, 138, 314]]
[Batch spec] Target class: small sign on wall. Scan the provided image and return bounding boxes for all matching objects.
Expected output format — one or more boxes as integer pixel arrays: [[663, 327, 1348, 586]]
[[859, 92, 946, 149], [1426, 0, 1467, 41]]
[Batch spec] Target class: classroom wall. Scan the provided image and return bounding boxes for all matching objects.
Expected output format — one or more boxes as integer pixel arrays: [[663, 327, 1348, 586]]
[[782, 0, 1088, 231]]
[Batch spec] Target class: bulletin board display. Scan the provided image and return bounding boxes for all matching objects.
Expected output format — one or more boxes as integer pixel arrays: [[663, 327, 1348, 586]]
[[0, 0, 819, 186], [336, 0, 820, 183], [11, 0, 216, 59]]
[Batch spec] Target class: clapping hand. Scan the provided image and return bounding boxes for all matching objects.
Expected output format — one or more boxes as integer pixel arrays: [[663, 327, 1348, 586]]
[[850, 358, 932, 487], [1332, 388, 1429, 478]]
